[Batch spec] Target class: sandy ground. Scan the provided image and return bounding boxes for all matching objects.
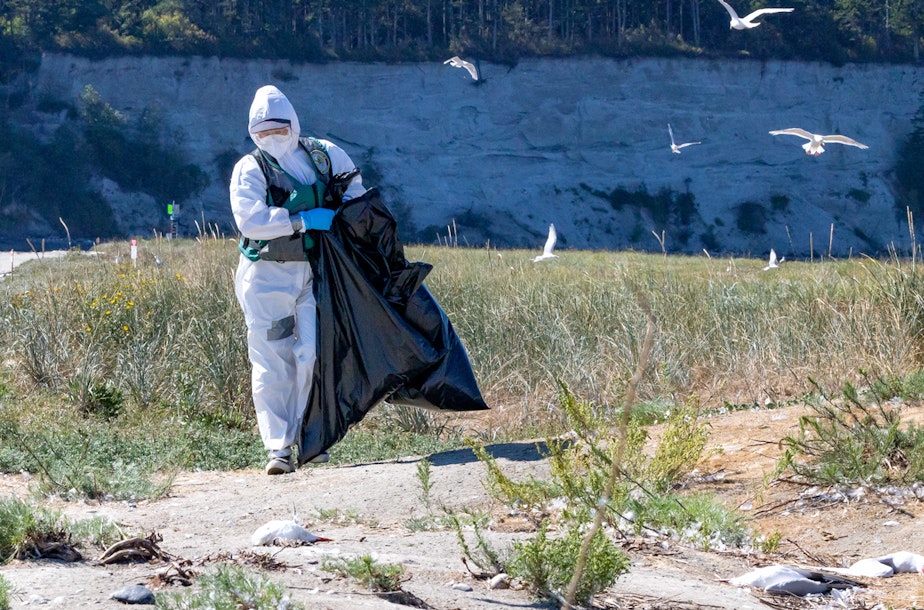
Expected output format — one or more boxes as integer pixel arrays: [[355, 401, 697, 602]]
[[3, 403, 924, 609], [0, 250, 72, 276]]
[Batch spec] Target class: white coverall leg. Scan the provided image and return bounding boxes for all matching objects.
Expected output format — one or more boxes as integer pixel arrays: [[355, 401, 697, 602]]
[[234, 259, 316, 452]]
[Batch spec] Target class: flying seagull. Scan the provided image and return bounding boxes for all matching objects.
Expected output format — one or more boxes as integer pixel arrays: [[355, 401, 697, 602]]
[[762, 248, 782, 270], [532, 224, 559, 262], [769, 128, 869, 156], [668, 123, 701, 154], [716, 0, 794, 29], [444, 56, 485, 84]]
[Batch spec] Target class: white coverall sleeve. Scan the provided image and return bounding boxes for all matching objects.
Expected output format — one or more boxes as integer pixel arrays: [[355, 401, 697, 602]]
[[321, 140, 366, 202], [230, 155, 296, 241]]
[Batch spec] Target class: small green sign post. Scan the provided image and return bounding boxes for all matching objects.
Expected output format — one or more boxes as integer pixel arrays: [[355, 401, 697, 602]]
[[168, 201, 176, 239]]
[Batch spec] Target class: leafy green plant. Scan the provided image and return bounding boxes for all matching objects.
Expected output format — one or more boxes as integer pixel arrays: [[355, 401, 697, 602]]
[[507, 524, 629, 605], [80, 85, 208, 204], [416, 457, 433, 510], [402, 515, 441, 531], [735, 201, 767, 234], [779, 375, 924, 484], [155, 565, 303, 610], [0, 497, 67, 562], [641, 397, 709, 493], [468, 440, 558, 516], [0, 572, 10, 610], [624, 492, 749, 548], [322, 554, 404, 592], [445, 507, 502, 574], [472, 381, 748, 566], [759, 531, 782, 554], [0, 497, 122, 563]]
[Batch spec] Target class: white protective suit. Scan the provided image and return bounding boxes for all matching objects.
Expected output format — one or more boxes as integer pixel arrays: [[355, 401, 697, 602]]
[[230, 85, 365, 455]]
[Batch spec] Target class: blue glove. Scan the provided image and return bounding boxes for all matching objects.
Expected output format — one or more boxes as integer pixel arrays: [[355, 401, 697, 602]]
[[298, 208, 336, 232]]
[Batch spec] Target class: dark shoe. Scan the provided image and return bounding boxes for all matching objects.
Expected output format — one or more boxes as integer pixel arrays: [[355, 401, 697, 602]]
[[307, 452, 330, 464], [265, 455, 296, 475]]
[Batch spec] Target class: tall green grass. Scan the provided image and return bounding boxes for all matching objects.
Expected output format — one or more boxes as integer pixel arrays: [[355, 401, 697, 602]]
[[1, 240, 923, 492], [420, 247, 924, 415]]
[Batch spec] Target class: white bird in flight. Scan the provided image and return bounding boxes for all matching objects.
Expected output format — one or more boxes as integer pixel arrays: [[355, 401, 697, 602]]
[[769, 128, 869, 156], [444, 56, 484, 83], [716, 0, 794, 29], [668, 123, 701, 154], [762, 248, 781, 270], [532, 224, 559, 262]]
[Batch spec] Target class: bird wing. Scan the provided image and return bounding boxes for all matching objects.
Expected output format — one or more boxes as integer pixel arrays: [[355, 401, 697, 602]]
[[790, 567, 865, 589], [730, 565, 805, 588], [677, 141, 702, 149], [876, 551, 924, 573], [743, 7, 794, 20], [769, 249, 777, 265], [668, 123, 676, 145], [715, 0, 740, 19], [821, 134, 869, 149], [462, 60, 480, 80], [445, 56, 479, 80], [846, 558, 895, 577], [769, 128, 816, 141], [764, 578, 832, 595], [543, 224, 557, 256]]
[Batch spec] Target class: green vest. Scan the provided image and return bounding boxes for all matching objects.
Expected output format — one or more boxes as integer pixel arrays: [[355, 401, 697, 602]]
[[238, 137, 333, 262]]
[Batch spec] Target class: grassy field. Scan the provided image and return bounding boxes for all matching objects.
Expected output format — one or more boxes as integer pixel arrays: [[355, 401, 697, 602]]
[[0, 236, 922, 499]]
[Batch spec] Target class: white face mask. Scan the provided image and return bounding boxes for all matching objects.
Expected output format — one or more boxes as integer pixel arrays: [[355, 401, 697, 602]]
[[257, 133, 295, 159]]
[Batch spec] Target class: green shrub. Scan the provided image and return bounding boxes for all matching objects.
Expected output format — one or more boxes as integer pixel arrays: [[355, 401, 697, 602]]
[[156, 565, 302, 610], [80, 85, 208, 204], [508, 524, 629, 605], [770, 194, 790, 211], [580, 184, 698, 234], [322, 554, 404, 592], [0, 497, 121, 563], [779, 375, 924, 485], [445, 507, 503, 574], [735, 201, 767, 234], [0, 572, 10, 610]]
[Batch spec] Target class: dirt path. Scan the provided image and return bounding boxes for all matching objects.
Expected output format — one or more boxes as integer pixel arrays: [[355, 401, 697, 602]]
[[3, 404, 924, 609]]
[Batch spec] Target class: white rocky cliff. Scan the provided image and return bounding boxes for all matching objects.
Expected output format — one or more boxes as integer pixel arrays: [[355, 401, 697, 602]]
[[31, 53, 924, 257]]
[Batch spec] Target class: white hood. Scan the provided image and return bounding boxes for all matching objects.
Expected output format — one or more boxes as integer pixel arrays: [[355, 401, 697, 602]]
[[248, 85, 300, 158]]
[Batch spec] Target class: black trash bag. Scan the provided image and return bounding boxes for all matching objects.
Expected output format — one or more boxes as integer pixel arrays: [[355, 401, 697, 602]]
[[299, 188, 488, 463]]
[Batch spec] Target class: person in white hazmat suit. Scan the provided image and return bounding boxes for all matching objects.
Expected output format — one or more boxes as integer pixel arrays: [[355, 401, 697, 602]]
[[230, 85, 365, 475]]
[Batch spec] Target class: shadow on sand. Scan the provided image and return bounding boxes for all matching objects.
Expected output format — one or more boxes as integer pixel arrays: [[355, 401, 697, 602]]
[[426, 439, 560, 467]]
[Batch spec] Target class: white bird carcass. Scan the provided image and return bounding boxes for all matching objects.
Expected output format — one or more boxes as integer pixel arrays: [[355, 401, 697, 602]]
[[729, 564, 863, 595], [876, 551, 924, 574], [251, 519, 331, 546]]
